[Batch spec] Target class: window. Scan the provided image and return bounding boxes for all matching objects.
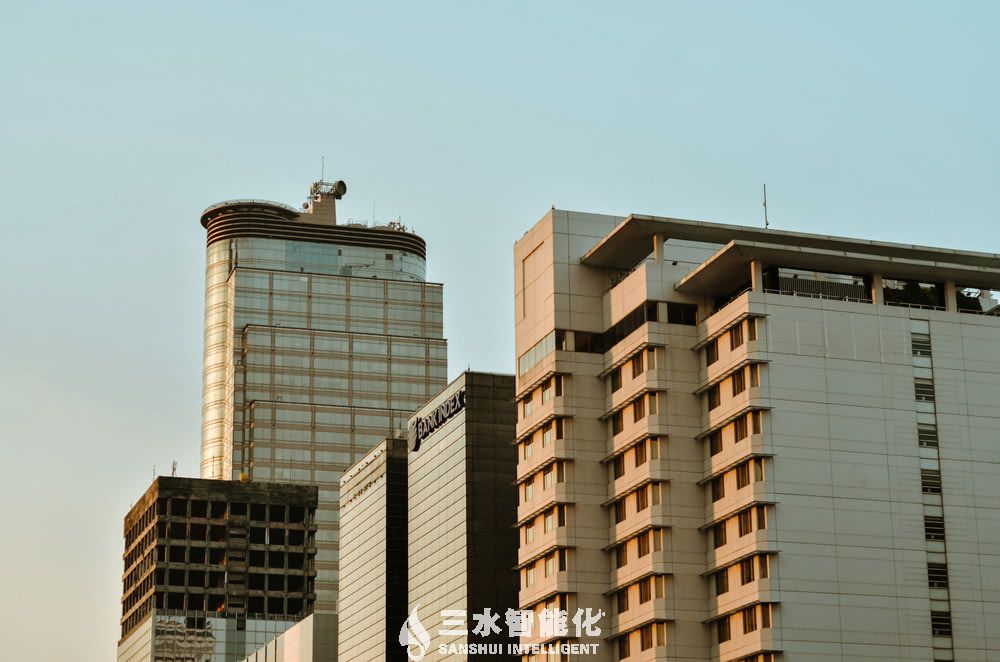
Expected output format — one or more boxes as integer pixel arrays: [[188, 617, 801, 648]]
[[734, 416, 748, 441], [636, 486, 649, 511], [732, 369, 746, 396], [921, 469, 943, 494], [542, 424, 553, 446], [918, 424, 939, 448], [646, 347, 657, 370], [640, 624, 653, 650], [617, 588, 629, 613], [632, 397, 645, 422], [524, 522, 534, 544], [928, 562, 949, 588], [556, 462, 565, 483], [618, 633, 631, 659], [736, 462, 750, 488], [611, 367, 622, 393], [756, 505, 767, 529], [912, 332, 932, 357], [557, 505, 566, 526], [754, 458, 764, 482], [749, 363, 760, 387], [639, 578, 652, 603], [637, 532, 650, 557], [713, 523, 727, 548], [555, 418, 564, 439], [523, 440, 533, 459], [709, 430, 723, 456], [716, 616, 731, 643], [924, 515, 945, 541], [524, 564, 535, 587], [631, 353, 644, 378], [760, 603, 771, 628], [558, 548, 567, 570], [555, 375, 563, 396], [635, 441, 647, 467], [715, 569, 729, 595], [543, 467, 553, 489], [615, 543, 628, 568], [730, 324, 744, 350], [652, 528, 662, 552], [543, 510, 554, 533], [738, 509, 753, 536], [747, 317, 758, 341], [915, 378, 936, 403], [752, 410, 762, 434], [542, 379, 553, 403], [711, 477, 725, 502], [667, 301, 698, 325], [651, 482, 661, 505], [648, 392, 658, 415], [544, 554, 555, 577], [656, 622, 667, 646], [740, 558, 755, 584], [650, 437, 659, 459], [524, 479, 533, 502], [707, 385, 721, 410], [522, 394, 534, 418], [706, 339, 719, 366], [612, 411, 624, 436], [613, 455, 626, 479], [742, 606, 757, 634], [614, 500, 627, 524], [930, 611, 952, 636], [759, 554, 769, 578]]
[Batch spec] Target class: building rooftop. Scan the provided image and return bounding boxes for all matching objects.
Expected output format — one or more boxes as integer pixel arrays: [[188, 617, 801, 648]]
[[579, 213, 1000, 274]]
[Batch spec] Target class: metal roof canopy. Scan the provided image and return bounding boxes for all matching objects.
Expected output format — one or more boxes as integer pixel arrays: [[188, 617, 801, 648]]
[[579, 214, 1000, 273], [674, 240, 1000, 296]]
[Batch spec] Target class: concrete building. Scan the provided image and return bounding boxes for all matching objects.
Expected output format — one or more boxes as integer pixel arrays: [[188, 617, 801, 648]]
[[117, 477, 318, 662], [197, 180, 447, 616], [338, 437, 409, 662], [405, 371, 519, 661], [239, 614, 338, 662], [513, 210, 1000, 661]]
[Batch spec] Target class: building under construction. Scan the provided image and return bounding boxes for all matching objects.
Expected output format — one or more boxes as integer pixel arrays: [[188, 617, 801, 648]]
[[117, 477, 318, 662]]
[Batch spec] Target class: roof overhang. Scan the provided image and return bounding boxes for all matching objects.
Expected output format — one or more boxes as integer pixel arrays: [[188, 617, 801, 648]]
[[674, 240, 1000, 297], [579, 214, 1000, 274]]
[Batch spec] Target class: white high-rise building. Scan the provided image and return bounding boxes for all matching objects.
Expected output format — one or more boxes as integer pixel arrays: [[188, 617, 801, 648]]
[[513, 210, 1000, 661]]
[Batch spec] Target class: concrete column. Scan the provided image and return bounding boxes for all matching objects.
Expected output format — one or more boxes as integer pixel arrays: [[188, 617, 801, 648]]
[[871, 273, 884, 305], [750, 259, 764, 293], [653, 233, 664, 263], [944, 281, 957, 312]]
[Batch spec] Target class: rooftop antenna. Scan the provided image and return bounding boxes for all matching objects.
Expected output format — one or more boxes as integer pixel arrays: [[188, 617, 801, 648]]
[[763, 184, 770, 228], [171, 461, 177, 477], [321, 156, 325, 181]]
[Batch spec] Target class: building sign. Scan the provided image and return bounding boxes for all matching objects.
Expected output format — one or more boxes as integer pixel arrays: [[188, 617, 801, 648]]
[[410, 389, 465, 452]]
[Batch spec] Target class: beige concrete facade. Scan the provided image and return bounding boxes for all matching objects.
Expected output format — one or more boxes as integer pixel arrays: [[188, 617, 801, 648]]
[[513, 210, 1000, 661]]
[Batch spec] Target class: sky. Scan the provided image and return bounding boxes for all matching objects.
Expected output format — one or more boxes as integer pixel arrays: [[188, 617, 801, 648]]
[[0, 1, 997, 659]]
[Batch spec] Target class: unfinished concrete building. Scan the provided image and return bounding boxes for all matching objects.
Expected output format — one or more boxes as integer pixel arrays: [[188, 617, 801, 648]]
[[117, 477, 318, 662]]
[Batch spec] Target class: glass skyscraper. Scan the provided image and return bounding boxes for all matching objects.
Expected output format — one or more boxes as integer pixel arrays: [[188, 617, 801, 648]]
[[198, 181, 447, 614]]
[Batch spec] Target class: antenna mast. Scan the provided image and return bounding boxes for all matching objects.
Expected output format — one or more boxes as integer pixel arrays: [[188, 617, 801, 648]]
[[763, 184, 770, 228], [321, 156, 325, 181]]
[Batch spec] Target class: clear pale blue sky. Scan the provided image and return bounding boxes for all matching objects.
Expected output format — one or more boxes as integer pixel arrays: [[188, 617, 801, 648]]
[[0, 2, 997, 659]]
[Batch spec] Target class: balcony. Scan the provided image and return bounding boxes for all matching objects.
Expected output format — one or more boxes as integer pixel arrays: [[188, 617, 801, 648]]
[[704, 481, 774, 532], [703, 432, 770, 482], [610, 503, 669, 546]]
